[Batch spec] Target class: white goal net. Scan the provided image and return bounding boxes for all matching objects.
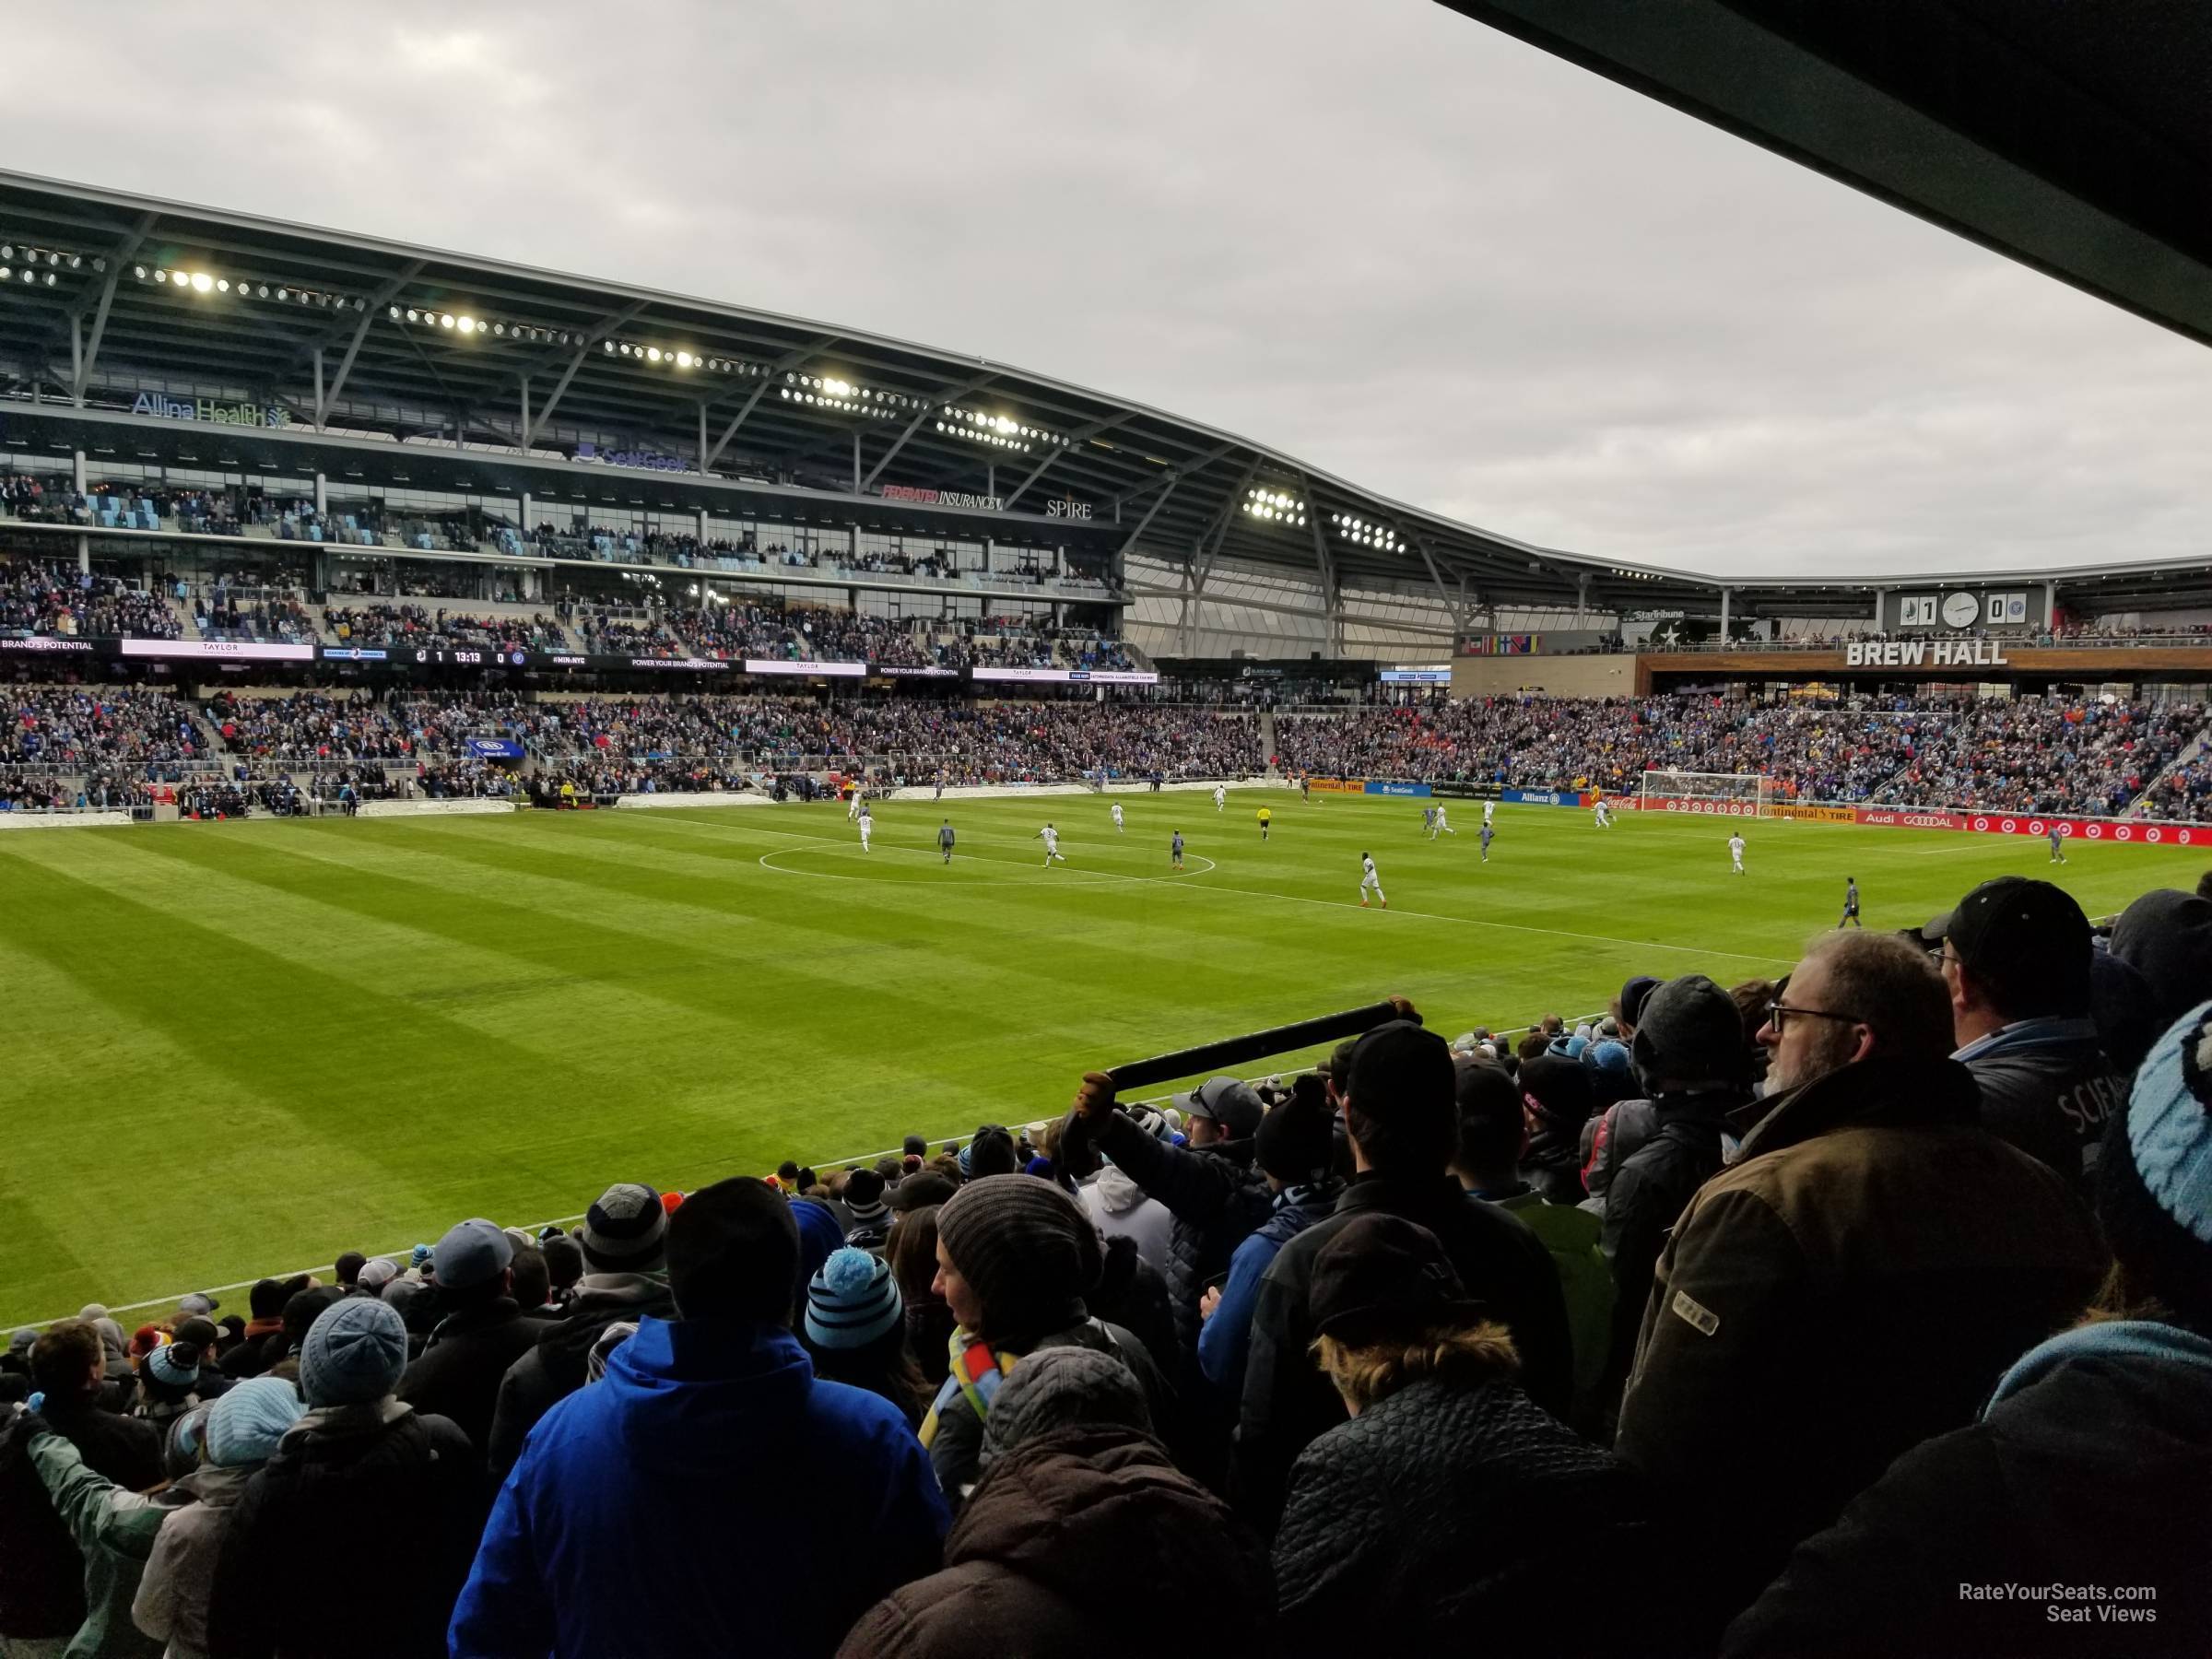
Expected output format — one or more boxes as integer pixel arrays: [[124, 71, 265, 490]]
[[1637, 770, 1775, 818]]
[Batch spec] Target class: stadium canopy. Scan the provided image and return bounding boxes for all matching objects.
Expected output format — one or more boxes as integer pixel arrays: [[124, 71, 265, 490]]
[[1436, 0, 2212, 353], [4, 167, 2208, 625], [0, 170, 1704, 619]]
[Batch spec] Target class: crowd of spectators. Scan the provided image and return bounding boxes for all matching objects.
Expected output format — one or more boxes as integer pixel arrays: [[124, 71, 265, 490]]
[[1278, 691, 2209, 819], [0, 563, 182, 640], [7, 872, 2211, 1654], [325, 606, 568, 652], [191, 584, 316, 645], [4, 684, 206, 774]]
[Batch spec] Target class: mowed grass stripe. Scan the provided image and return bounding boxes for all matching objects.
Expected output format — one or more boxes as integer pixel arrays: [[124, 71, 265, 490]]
[[7, 791, 2207, 1323]]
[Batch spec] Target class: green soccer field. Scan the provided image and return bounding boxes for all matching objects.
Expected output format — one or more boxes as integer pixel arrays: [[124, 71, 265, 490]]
[[2, 788, 2201, 1326]]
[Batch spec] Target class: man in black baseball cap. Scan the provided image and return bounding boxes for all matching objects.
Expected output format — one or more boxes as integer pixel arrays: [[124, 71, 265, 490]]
[[1936, 877, 2126, 1184]]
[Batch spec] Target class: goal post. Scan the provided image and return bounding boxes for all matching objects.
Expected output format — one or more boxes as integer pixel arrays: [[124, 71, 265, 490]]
[[1637, 770, 1776, 818]]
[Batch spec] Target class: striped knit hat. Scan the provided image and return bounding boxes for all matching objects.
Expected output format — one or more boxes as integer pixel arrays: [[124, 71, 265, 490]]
[[804, 1248, 903, 1349], [582, 1182, 669, 1272]]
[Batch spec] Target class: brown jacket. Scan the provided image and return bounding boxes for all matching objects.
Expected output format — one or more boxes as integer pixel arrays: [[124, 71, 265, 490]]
[[838, 1424, 1271, 1658], [1616, 1054, 2107, 1634]]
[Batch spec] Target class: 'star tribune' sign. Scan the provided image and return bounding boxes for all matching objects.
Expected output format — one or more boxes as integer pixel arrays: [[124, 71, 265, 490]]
[[1845, 639, 2008, 668]]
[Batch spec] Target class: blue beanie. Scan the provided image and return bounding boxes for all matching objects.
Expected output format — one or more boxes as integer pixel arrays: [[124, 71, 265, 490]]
[[206, 1376, 306, 1466], [805, 1248, 904, 1349], [299, 1296, 408, 1407]]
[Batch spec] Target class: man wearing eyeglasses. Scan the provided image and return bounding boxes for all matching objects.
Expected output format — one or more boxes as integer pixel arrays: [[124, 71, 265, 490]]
[[1614, 931, 2107, 1644]]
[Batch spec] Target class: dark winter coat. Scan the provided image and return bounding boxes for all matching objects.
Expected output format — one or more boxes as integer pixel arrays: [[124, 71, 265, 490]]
[[205, 1401, 488, 1659], [1092, 1112, 1273, 1359], [41, 1398, 164, 1494], [1617, 1054, 2110, 1639], [1725, 1320, 2212, 1658], [1959, 1015, 2130, 1187], [1519, 1124, 1586, 1206], [396, 1297, 546, 1463], [1236, 1172, 1574, 1534], [1088, 1233, 1179, 1385], [0, 1406, 86, 1641], [1276, 1376, 1673, 1658], [1596, 1088, 1743, 1416], [838, 1423, 1272, 1659], [485, 1272, 674, 1478]]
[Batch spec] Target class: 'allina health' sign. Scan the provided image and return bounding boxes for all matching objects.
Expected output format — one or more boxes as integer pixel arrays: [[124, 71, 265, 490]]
[[133, 393, 289, 429]]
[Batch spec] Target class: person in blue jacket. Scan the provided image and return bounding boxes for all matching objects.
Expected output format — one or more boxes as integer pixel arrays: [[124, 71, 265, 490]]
[[449, 1177, 950, 1659]]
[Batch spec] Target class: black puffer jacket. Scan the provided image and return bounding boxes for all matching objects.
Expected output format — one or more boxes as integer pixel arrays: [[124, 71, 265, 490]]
[[1236, 1174, 1574, 1534], [206, 1401, 488, 1659], [1275, 1375, 1673, 1657], [1091, 1112, 1272, 1359]]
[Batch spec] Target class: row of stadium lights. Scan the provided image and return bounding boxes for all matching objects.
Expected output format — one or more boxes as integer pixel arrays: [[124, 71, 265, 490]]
[[396, 306, 576, 346], [936, 405, 1066, 453], [780, 371, 914, 419], [0, 241, 99, 287], [135, 264, 364, 309], [61, 255, 1065, 444], [1331, 511, 1400, 552]]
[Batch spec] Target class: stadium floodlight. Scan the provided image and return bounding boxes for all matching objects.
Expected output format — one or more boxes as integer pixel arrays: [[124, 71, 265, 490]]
[[1330, 511, 1400, 553], [189, 271, 213, 293], [0, 267, 8, 283], [456, 315, 476, 334], [0, 244, 10, 261], [1245, 486, 1309, 529]]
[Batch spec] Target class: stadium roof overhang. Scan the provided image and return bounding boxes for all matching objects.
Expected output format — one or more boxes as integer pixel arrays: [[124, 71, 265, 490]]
[[0, 171, 1724, 618], [1434, 0, 2212, 352]]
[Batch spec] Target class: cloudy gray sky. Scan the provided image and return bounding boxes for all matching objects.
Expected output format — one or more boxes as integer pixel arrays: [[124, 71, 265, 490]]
[[8, 1, 2207, 579]]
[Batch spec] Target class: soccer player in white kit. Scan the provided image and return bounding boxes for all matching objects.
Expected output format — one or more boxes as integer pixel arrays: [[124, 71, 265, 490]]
[[1036, 822, 1067, 865], [1112, 802, 1124, 832], [1594, 798, 1613, 829], [1434, 806, 1453, 836], [1359, 851, 1386, 908], [847, 785, 864, 822], [1728, 831, 1746, 875], [1213, 783, 1227, 813], [1483, 799, 1496, 827], [858, 807, 874, 852]]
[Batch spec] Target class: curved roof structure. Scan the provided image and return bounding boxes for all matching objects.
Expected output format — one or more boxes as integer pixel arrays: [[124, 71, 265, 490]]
[[1, 168, 2206, 620]]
